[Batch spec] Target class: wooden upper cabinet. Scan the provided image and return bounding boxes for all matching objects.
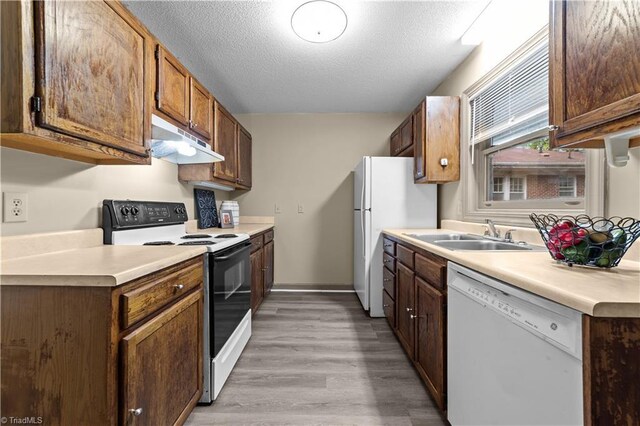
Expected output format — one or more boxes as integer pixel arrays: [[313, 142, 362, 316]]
[[390, 117, 415, 157], [33, 0, 149, 157], [400, 117, 413, 152], [156, 45, 190, 126], [214, 103, 238, 183], [390, 129, 402, 156], [237, 124, 252, 189], [414, 97, 460, 184], [550, 0, 640, 148], [121, 291, 202, 426], [189, 78, 212, 140], [0, 1, 151, 164]]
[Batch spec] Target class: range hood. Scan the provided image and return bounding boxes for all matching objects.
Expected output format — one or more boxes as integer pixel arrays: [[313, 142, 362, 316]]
[[150, 115, 224, 164]]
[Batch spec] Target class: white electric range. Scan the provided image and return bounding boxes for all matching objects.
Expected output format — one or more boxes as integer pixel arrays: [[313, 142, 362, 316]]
[[102, 199, 252, 404]]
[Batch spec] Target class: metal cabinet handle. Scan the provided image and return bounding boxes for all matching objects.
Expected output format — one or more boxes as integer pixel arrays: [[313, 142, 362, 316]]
[[410, 314, 422, 320], [406, 307, 413, 312], [383, 278, 392, 282], [547, 125, 559, 131], [262, 268, 268, 271], [129, 408, 143, 416], [174, 284, 185, 290], [439, 158, 448, 167], [383, 304, 390, 308], [383, 259, 391, 263], [383, 244, 392, 248]]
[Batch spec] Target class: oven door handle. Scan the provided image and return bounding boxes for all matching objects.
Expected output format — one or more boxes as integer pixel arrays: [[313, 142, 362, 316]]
[[213, 243, 251, 261]]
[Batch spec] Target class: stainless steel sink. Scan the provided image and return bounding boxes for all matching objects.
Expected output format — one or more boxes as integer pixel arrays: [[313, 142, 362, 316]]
[[405, 233, 483, 243], [433, 240, 542, 251]]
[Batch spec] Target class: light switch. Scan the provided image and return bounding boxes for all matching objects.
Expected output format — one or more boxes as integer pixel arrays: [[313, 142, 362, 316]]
[[298, 203, 304, 214], [274, 203, 282, 214]]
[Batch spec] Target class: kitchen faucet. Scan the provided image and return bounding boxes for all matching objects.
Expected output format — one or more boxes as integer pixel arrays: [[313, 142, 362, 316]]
[[485, 219, 500, 239]]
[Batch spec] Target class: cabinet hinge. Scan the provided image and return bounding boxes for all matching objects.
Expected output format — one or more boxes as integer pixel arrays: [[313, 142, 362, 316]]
[[154, 92, 160, 102], [30, 96, 42, 113], [155, 47, 159, 59]]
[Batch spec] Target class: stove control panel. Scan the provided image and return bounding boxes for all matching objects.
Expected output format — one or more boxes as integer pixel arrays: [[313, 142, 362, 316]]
[[102, 200, 189, 242]]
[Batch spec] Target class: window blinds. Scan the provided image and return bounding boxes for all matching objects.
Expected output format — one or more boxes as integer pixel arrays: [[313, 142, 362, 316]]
[[469, 39, 549, 147]]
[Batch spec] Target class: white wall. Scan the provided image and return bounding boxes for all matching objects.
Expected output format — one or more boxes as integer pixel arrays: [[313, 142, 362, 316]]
[[232, 113, 405, 287], [0, 147, 229, 236]]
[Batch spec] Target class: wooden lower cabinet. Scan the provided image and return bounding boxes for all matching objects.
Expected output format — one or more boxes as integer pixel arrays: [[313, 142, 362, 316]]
[[250, 227, 275, 315], [263, 240, 274, 295], [414, 276, 446, 411], [396, 262, 415, 356], [250, 248, 264, 312], [0, 257, 204, 425], [121, 291, 202, 426], [382, 235, 448, 414]]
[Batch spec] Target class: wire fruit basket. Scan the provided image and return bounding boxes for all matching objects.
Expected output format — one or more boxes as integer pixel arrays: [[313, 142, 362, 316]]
[[529, 214, 640, 268]]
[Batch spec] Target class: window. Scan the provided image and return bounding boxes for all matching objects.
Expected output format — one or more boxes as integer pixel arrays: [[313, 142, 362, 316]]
[[461, 28, 604, 225], [558, 176, 576, 197]]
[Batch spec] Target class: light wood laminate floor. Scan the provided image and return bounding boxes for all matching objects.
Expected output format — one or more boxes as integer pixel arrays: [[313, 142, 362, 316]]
[[185, 292, 446, 426]]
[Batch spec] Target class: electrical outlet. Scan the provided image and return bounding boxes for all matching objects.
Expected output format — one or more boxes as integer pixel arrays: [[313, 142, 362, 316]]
[[274, 203, 282, 214], [3, 192, 28, 223], [298, 203, 304, 214]]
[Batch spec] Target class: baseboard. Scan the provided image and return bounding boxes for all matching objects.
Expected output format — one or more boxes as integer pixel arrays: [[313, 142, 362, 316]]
[[272, 283, 354, 292]]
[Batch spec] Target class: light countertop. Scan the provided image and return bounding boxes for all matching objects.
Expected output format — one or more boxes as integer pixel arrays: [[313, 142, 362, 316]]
[[383, 228, 640, 318], [186, 221, 274, 237], [1, 245, 207, 287]]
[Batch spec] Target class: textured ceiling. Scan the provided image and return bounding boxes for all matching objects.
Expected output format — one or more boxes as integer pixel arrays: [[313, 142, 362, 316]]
[[124, 1, 489, 113]]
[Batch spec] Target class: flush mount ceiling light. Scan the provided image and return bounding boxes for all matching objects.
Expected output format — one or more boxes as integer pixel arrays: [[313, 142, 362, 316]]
[[291, 1, 347, 43]]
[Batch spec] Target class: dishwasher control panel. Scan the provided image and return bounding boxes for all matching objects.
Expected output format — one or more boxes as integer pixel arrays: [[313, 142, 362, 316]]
[[449, 265, 582, 360]]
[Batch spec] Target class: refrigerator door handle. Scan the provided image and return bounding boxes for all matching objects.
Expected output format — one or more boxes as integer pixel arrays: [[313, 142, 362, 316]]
[[361, 210, 366, 259], [360, 159, 366, 211]]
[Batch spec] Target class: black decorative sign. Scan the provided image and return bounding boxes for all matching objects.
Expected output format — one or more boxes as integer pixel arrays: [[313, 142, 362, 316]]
[[194, 188, 219, 229]]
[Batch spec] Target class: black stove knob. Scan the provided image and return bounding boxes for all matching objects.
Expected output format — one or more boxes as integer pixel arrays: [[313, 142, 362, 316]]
[[121, 206, 130, 216], [131, 206, 140, 215]]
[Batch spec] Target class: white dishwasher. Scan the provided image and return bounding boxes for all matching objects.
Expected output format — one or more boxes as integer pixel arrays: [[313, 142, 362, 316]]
[[447, 263, 583, 426]]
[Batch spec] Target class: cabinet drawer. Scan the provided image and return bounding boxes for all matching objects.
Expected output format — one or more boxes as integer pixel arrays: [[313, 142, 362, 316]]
[[383, 238, 395, 256], [415, 253, 446, 290], [250, 235, 263, 253], [383, 252, 396, 272], [383, 267, 395, 299], [121, 260, 202, 329], [383, 290, 395, 328], [396, 245, 414, 269], [263, 229, 274, 244]]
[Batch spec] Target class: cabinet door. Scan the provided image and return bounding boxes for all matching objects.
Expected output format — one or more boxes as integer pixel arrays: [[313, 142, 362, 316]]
[[121, 291, 202, 426], [263, 240, 274, 295], [396, 262, 415, 357], [34, 0, 149, 157], [415, 276, 446, 411], [189, 78, 212, 140], [550, 0, 640, 148], [237, 125, 252, 188], [156, 45, 190, 126], [413, 101, 426, 181], [213, 104, 238, 183], [390, 129, 402, 156], [423, 97, 460, 183], [250, 249, 264, 313], [400, 117, 413, 152]]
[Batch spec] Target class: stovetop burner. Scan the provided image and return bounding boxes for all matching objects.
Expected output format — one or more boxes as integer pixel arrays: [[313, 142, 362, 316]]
[[181, 234, 213, 239], [215, 234, 238, 239], [178, 240, 216, 246], [143, 241, 175, 246]]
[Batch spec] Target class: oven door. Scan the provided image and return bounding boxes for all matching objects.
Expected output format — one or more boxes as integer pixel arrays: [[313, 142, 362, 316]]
[[210, 241, 251, 357]]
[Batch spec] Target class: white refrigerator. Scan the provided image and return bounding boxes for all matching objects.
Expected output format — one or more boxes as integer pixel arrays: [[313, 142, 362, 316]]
[[353, 157, 437, 317]]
